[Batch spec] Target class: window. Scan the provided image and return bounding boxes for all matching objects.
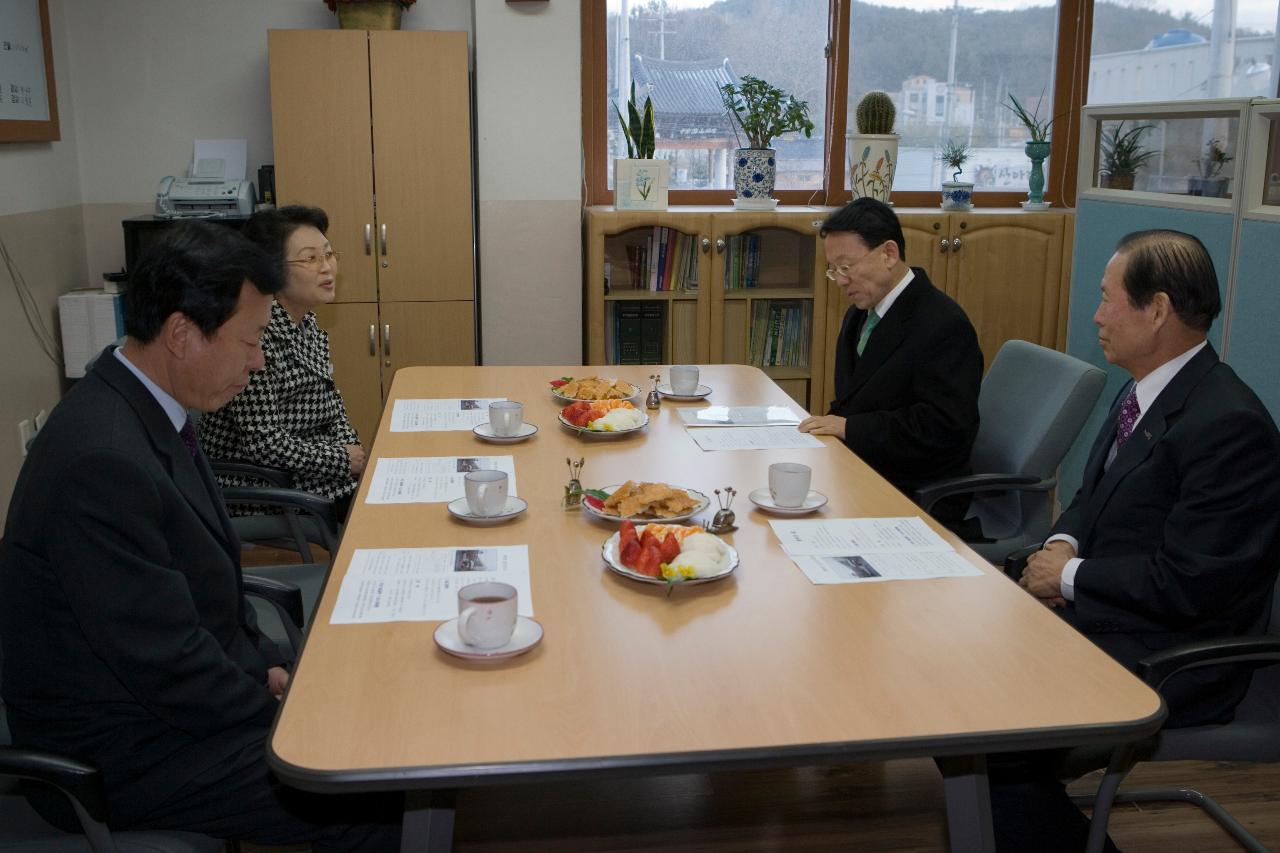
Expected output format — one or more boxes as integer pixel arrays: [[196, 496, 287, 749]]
[[1088, 0, 1279, 104], [583, 0, 1094, 207]]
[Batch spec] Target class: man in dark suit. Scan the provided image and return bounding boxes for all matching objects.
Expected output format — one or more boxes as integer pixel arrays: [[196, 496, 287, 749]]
[[998, 229, 1280, 852], [799, 198, 982, 524], [0, 222, 399, 850]]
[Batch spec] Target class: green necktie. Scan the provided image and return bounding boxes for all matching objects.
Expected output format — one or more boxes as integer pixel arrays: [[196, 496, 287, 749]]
[[856, 309, 880, 356]]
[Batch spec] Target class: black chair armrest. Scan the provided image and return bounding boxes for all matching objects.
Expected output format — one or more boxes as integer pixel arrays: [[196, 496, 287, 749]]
[[914, 473, 1049, 512], [222, 486, 339, 539], [243, 574, 306, 655], [1002, 543, 1042, 580], [0, 746, 109, 822], [1137, 636, 1280, 692], [211, 459, 295, 488]]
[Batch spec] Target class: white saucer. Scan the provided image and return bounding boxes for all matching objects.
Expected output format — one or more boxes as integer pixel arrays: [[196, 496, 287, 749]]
[[473, 421, 538, 443], [732, 196, 780, 210], [657, 383, 712, 402], [748, 488, 828, 516], [446, 495, 529, 525], [434, 616, 544, 661]]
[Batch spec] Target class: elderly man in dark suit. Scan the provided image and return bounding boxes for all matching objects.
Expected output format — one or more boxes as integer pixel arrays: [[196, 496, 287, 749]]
[[997, 229, 1280, 852], [0, 222, 399, 850], [799, 198, 982, 526]]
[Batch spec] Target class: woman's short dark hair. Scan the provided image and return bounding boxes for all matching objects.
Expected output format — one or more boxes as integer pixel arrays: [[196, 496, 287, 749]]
[[124, 221, 283, 343], [1115, 229, 1221, 332], [240, 205, 330, 269], [820, 197, 907, 262]]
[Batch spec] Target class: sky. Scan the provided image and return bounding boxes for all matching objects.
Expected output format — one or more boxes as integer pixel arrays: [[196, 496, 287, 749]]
[[608, 0, 1279, 34]]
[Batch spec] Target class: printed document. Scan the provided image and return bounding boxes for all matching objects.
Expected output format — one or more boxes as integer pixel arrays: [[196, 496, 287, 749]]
[[769, 517, 983, 584], [390, 398, 506, 432], [366, 456, 517, 503], [688, 426, 824, 451], [678, 405, 804, 427], [330, 546, 533, 624]]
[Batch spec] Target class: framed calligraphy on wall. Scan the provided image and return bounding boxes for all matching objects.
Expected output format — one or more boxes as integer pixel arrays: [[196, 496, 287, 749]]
[[0, 0, 60, 142]]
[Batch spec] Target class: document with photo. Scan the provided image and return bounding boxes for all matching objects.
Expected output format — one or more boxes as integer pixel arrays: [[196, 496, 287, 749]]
[[330, 546, 533, 624], [769, 517, 983, 584], [687, 426, 824, 451], [677, 405, 805, 427], [366, 456, 517, 503], [390, 398, 506, 432]]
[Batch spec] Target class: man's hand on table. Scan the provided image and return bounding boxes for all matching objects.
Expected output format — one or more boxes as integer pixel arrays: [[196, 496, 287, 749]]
[[1018, 540, 1075, 608], [798, 414, 846, 440]]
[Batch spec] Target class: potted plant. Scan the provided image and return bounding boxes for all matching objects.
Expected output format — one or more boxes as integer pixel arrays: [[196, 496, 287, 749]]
[[324, 0, 416, 30], [938, 139, 973, 211], [1189, 138, 1233, 198], [720, 75, 814, 209], [849, 91, 899, 203], [613, 82, 668, 210], [1099, 121, 1156, 191], [1005, 92, 1054, 209]]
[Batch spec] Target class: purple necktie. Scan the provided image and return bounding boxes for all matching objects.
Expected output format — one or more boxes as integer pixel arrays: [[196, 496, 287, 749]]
[[1115, 390, 1140, 449], [179, 417, 200, 458]]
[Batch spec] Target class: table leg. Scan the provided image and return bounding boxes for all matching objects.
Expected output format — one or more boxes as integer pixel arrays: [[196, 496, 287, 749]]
[[401, 789, 457, 853], [937, 754, 995, 853]]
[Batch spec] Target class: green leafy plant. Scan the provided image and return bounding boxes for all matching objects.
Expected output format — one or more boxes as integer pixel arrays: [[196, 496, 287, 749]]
[[1004, 92, 1053, 143], [855, 91, 896, 135], [719, 75, 814, 150], [938, 139, 971, 181], [613, 81, 656, 160], [1199, 138, 1233, 179], [1101, 121, 1157, 179]]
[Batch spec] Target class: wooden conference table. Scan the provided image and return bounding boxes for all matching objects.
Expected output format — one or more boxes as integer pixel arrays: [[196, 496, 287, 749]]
[[268, 364, 1164, 852]]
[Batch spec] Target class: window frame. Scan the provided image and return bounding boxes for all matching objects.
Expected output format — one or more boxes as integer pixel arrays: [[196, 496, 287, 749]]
[[582, 0, 1091, 209]]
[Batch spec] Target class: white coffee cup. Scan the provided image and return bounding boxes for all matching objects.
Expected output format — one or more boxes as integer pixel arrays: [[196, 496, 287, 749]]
[[769, 462, 812, 508], [457, 581, 517, 649], [489, 401, 524, 437], [464, 469, 508, 517], [670, 365, 700, 395]]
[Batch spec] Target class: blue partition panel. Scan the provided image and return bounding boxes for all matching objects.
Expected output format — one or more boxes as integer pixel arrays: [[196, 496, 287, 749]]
[[1059, 199, 1235, 503], [1225, 218, 1280, 421]]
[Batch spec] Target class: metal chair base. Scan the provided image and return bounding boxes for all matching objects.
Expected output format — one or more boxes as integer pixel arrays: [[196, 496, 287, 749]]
[[1070, 787, 1270, 853]]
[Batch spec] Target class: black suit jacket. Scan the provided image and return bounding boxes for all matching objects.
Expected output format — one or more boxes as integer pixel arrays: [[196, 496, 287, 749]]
[[0, 348, 282, 825], [830, 268, 983, 497], [1053, 344, 1280, 726]]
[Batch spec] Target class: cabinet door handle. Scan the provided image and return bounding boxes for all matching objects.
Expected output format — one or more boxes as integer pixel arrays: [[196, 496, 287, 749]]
[[379, 224, 388, 256], [701, 237, 711, 253], [715, 237, 726, 254], [940, 237, 950, 254], [951, 237, 963, 253], [383, 324, 391, 367], [364, 224, 372, 255], [368, 324, 376, 356]]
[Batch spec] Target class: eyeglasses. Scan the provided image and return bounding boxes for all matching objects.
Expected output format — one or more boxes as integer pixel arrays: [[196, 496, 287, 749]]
[[286, 249, 340, 270], [824, 242, 884, 281]]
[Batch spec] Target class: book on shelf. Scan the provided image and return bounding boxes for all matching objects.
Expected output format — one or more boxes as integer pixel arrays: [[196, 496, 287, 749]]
[[641, 301, 664, 364], [612, 300, 666, 365], [747, 299, 812, 368], [723, 234, 762, 290], [616, 301, 644, 364]]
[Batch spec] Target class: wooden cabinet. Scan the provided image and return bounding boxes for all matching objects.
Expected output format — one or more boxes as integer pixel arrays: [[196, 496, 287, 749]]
[[269, 29, 476, 441], [585, 207, 827, 412], [823, 210, 1073, 409]]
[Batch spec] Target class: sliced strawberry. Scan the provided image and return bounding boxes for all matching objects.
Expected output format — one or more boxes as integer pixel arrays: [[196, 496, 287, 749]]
[[635, 544, 662, 577], [584, 495, 604, 510], [639, 528, 660, 554], [620, 539, 642, 568], [550, 378, 570, 388], [658, 533, 681, 565]]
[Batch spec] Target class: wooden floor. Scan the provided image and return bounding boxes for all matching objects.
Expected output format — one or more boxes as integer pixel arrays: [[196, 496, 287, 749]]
[[243, 758, 1280, 852]]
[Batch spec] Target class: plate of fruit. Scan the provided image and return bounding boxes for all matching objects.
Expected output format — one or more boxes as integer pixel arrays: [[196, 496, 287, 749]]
[[558, 400, 648, 437], [549, 376, 639, 404], [582, 481, 710, 524], [601, 521, 738, 586]]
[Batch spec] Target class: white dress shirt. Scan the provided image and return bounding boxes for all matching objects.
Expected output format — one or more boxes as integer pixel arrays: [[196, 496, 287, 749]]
[[1050, 340, 1208, 600], [874, 268, 915, 319], [113, 346, 188, 434]]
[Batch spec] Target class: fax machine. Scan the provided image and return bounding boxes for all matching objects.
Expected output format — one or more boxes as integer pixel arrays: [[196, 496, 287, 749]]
[[155, 175, 255, 219]]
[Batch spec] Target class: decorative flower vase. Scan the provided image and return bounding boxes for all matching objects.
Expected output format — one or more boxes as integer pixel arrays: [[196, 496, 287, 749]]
[[848, 134, 899, 203], [1023, 140, 1052, 210], [614, 158, 669, 210], [941, 181, 974, 211], [336, 1, 404, 30], [732, 148, 777, 207]]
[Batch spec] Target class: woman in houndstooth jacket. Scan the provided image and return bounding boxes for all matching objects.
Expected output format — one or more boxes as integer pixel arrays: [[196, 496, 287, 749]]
[[199, 206, 365, 518]]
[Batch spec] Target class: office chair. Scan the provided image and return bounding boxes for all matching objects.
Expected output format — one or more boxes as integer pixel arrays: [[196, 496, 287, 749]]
[[0, 578, 303, 853], [914, 340, 1106, 564], [1067, 578, 1280, 853]]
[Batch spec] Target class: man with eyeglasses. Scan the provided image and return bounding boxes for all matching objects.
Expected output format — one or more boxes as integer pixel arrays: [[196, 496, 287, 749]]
[[799, 198, 982, 530]]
